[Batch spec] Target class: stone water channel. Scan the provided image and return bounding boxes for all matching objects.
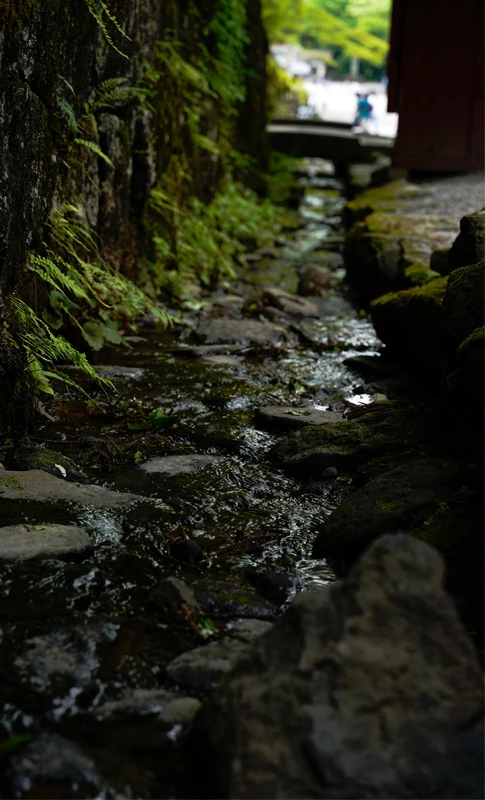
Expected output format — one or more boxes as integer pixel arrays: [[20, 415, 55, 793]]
[[0, 161, 392, 797]]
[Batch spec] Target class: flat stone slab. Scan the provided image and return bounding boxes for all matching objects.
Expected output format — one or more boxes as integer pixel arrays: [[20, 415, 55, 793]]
[[139, 455, 220, 476], [94, 366, 145, 379], [256, 406, 343, 431], [263, 288, 319, 318], [0, 470, 141, 508], [0, 524, 92, 561], [95, 688, 201, 725], [195, 319, 289, 346]]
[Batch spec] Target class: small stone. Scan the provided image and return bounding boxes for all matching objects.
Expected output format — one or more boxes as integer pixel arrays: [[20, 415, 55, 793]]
[[95, 688, 178, 720], [322, 466, 338, 478], [224, 619, 273, 642], [262, 287, 319, 318], [150, 577, 201, 613], [195, 318, 290, 346], [298, 265, 332, 296], [6, 734, 107, 798], [158, 697, 202, 725], [0, 524, 92, 561], [139, 455, 220, 476], [255, 406, 343, 431], [169, 538, 207, 566], [94, 365, 145, 379], [166, 640, 247, 692], [192, 580, 277, 620]]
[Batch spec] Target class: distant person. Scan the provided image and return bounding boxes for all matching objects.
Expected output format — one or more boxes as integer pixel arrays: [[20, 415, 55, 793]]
[[352, 93, 375, 134]]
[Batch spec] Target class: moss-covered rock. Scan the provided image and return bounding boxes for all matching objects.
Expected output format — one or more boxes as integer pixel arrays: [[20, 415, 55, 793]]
[[312, 458, 466, 561], [448, 209, 485, 272], [344, 212, 457, 304], [441, 261, 485, 357], [343, 179, 434, 227], [7, 447, 87, 483], [269, 403, 427, 475], [370, 277, 448, 380]]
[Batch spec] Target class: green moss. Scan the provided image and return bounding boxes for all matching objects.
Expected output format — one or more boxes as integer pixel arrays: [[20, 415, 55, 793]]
[[404, 263, 441, 286], [371, 277, 448, 311], [457, 326, 484, 356], [0, 475, 23, 490], [0, 0, 38, 24]]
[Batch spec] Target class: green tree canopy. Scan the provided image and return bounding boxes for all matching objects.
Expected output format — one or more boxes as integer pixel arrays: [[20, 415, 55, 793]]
[[262, 0, 391, 70]]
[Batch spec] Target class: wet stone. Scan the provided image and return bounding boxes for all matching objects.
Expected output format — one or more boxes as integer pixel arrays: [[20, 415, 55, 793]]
[[94, 688, 201, 725], [224, 618, 274, 642], [256, 405, 343, 431], [6, 734, 108, 799], [95, 365, 145, 379], [269, 407, 418, 476], [7, 447, 87, 483], [0, 470, 141, 508], [169, 538, 207, 566], [244, 567, 303, 606], [14, 623, 118, 696], [192, 580, 277, 620], [200, 354, 243, 366], [150, 577, 201, 613], [139, 455, 220, 476], [344, 354, 404, 379], [263, 287, 319, 318], [166, 639, 247, 692], [312, 458, 466, 561], [194, 318, 290, 346], [0, 523, 92, 562], [298, 264, 333, 296]]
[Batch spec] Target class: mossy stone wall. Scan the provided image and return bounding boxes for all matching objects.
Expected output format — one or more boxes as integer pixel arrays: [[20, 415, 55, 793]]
[[0, 0, 267, 435]]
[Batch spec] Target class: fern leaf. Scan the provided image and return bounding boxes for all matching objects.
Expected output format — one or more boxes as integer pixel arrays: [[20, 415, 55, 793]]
[[74, 138, 113, 167]]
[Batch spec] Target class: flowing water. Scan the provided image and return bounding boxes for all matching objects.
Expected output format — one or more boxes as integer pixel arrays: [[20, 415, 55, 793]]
[[0, 160, 384, 798]]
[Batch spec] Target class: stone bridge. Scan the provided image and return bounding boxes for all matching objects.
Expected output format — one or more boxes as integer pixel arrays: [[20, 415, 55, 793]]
[[268, 119, 395, 166]]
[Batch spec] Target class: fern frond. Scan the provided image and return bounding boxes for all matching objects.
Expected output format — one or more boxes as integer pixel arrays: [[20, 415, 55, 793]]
[[74, 138, 113, 167], [57, 97, 78, 131], [10, 297, 115, 396], [85, 0, 130, 58]]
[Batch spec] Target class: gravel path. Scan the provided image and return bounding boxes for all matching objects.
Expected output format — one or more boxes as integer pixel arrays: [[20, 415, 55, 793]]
[[414, 172, 484, 221]]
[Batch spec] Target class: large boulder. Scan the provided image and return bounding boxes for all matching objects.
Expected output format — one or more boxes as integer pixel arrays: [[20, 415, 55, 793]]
[[370, 278, 448, 381], [448, 210, 485, 271], [344, 212, 456, 304], [312, 458, 465, 561], [344, 213, 457, 304], [269, 403, 426, 476], [441, 261, 484, 357], [193, 534, 484, 799]]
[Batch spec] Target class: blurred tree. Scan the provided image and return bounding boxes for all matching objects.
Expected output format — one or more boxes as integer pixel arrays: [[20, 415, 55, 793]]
[[262, 0, 391, 75]]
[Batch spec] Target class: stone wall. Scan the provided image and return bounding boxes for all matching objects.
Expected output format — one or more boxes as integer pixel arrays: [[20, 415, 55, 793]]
[[0, 0, 267, 434]]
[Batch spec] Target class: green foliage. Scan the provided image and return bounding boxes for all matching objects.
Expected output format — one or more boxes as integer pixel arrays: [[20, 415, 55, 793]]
[[204, 0, 249, 108], [74, 138, 114, 167], [88, 77, 153, 112], [262, 0, 391, 70], [31, 204, 172, 355], [148, 180, 283, 295], [199, 617, 218, 639], [85, 0, 130, 58], [9, 297, 114, 396]]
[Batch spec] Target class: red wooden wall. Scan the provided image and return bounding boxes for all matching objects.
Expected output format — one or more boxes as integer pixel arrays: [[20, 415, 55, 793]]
[[387, 0, 484, 172]]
